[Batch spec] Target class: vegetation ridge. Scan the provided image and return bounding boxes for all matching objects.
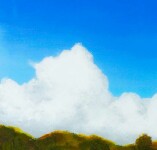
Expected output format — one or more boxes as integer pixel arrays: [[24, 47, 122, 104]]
[[0, 125, 156, 150]]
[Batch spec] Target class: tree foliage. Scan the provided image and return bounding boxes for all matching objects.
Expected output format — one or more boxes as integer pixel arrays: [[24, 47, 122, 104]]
[[0, 125, 155, 150], [135, 134, 152, 150]]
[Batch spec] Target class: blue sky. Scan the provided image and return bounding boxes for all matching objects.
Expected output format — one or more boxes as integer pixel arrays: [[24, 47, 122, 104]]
[[0, 0, 157, 97]]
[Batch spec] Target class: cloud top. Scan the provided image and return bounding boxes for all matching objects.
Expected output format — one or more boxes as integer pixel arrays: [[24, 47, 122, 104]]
[[0, 43, 156, 144]]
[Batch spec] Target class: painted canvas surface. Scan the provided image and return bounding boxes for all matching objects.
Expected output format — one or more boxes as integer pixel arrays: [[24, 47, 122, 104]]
[[0, 0, 157, 149]]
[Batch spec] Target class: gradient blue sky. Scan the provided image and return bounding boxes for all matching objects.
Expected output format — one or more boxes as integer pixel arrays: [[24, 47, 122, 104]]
[[0, 0, 157, 97]]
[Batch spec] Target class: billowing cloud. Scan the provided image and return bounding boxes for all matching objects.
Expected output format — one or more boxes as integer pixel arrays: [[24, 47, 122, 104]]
[[0, 43, 157, 144]]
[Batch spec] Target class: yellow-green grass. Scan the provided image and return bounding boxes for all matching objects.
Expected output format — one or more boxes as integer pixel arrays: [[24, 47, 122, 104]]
[[0, 124, 156, 150]]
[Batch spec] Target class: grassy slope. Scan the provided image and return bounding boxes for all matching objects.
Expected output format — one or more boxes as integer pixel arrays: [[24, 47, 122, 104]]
[[0, 125, 36, 150], [0, 125, 155, 150], [152, 141, 157, 150]]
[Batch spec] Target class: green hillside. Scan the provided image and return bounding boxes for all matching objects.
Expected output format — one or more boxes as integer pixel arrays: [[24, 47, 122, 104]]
[[0, 125, 155, 150]]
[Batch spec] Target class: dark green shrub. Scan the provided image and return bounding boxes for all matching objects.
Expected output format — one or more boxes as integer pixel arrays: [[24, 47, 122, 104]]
[[135, 134, 152, 150]]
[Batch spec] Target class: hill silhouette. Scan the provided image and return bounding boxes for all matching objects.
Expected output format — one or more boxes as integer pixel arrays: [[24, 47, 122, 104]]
[[0, 125, 157, 150]]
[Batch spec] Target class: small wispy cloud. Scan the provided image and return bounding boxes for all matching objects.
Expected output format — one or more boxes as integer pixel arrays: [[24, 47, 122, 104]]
[[0, 27, 9, 66]]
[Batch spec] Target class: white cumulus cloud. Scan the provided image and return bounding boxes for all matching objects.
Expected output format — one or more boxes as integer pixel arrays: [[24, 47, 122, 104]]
[[0, 43, 157, 144]]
